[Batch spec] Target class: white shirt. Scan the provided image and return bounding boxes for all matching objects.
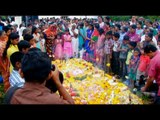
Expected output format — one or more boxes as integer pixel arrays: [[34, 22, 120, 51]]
[[70, 29, 78, 38], [99, 22, 104, 28], [9, 69, 25, 87], [18, 26, 26, 37], [1, 21, 7, 26], [33, 33, 40, 42]]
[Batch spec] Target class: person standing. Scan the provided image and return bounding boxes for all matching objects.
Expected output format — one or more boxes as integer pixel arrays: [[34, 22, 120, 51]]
[[141, 45, 160, 104], [70, 24, 79, 58]]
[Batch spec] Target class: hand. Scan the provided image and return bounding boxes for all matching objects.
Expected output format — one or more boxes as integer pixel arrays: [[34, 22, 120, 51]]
[[51, 65, 60, 85], [141, 86, 147, 92]]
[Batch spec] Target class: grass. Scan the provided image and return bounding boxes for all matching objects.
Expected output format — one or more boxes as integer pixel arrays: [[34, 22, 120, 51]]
[[136, 91, 154, 104], [0, 83, 5, 104], [118, 78, 153, 104]]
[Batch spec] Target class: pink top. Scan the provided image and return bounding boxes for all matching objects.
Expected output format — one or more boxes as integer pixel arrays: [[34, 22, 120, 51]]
[[96, 34, 105, 49], [148, 51, 160, 96], [63, 34, 72, 47], [138, 55, 150, 72], [63, 34, 73, 57], [127, 31, 140, 43]]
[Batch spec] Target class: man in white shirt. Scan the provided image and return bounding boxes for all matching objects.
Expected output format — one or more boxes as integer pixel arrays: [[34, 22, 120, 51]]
[[70, 24, 79, 58]]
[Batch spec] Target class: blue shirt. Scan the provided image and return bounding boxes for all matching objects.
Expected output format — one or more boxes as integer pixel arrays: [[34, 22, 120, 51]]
[[119, 43, 129, 59], [119, 32, 126, 44], [9, 69, 25, 87]]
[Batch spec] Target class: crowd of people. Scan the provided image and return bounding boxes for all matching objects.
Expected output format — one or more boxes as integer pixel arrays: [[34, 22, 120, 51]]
[[0, 16, 160, 104]]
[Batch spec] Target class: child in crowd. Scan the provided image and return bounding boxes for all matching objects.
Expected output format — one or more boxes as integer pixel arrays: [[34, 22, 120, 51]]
[[18, 40, 31, 54], [63, 29, 73, 59], [9, 51, 25, 87], [36, 32, 46, 52], [111, 32, 120, 78], [104, 31, 113, 74], [95, 28, 105, 70], [124, 41, 137, 85], [54, 33, 63, 60], [23, 34, 36, 48], [136, 48, 150, 87], [128, 48, 140, 89], [119, 35, 129, 81]]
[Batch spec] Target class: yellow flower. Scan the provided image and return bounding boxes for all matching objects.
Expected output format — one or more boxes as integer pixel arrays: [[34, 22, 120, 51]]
[[106, 63, 110, 67]]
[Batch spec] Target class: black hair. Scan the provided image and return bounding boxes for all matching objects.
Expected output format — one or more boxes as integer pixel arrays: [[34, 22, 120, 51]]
[[10, 51, 24, 68], [94, 23, 100, 30], [123, 27, 128, 32], [3, 33, 19, 58], [19, 24, 23, 28], [105, 22, 110, 27], [89, 23, 94, 31], [123, 35, 130, 40], [131, 24, 137, 29], [65, 28, 69, 32], [18, 40, 31, 52], [149, 28, 154, 33], [85, 20, 89, 24], [3, 26, 11, 33], [134, 47, 140, 53], [24, 34, 34, 42], [22, 28, 31, 37], [45, 64, 64, 93], [8, 32, 19, 40], [98, 28, 104, 35], [144, 44, 157, 53], [147, 32, 153, 39], [32, 26, 37, 34], [105, 16, 110, 21], [98, 16, 103, 20], [27, 23, 32, 27], [21, 50, 51, 84], [79, 22, 84, 27], [106, 30, 112, 35], [28, 47, 41, 52], [113, 32, 120, 38], [115, 24, 121, 30], [129, 41, 137, 48], [137, 21, 142, 25]]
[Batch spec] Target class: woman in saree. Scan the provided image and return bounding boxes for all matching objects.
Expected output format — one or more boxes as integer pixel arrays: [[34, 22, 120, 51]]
[[89, 23, 100, 64], [0, 30, 10, 92], [84, 23, 94, 61], [45, 24, 57, 60]]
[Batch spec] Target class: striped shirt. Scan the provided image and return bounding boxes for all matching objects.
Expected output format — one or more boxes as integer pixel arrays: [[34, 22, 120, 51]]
[[9, 69, 25, 87]]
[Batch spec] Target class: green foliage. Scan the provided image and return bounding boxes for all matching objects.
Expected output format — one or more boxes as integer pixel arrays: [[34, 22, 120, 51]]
[[110, 16, 132, 21], [107, 16, 160, 22], [0, 16, 7, 20]]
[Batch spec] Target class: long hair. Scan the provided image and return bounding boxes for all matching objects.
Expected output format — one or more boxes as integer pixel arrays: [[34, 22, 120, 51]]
[[2, 33, 19, 58]]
